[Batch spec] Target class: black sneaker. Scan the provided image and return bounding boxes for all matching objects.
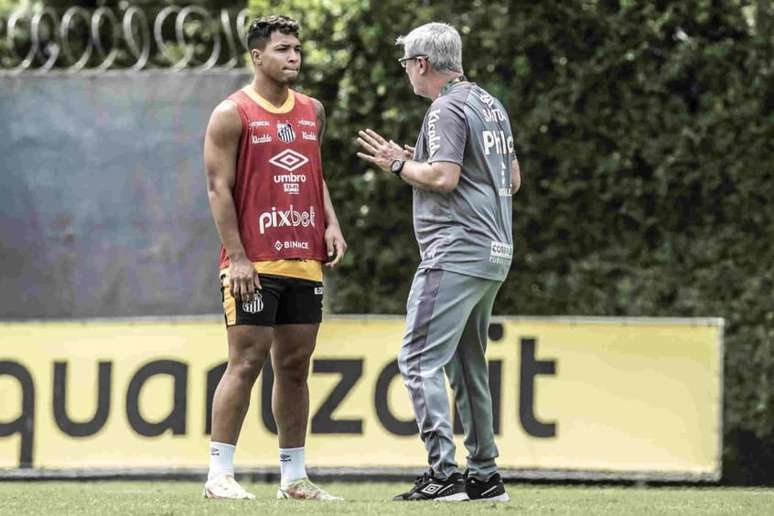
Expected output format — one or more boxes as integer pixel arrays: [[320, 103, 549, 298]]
[[465, 471, 509, 502], [393, 471, 469, 501]]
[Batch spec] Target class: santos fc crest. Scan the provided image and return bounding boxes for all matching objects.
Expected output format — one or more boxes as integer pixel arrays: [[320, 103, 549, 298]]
[[277, 122, 296, 143], [242, 293, 264, 314]]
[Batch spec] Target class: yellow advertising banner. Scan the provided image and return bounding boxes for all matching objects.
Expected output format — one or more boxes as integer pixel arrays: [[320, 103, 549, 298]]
[[0, 317, 722, 480]]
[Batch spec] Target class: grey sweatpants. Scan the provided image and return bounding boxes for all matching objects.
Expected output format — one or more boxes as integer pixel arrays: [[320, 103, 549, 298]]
[[398, 267, 501, 481]]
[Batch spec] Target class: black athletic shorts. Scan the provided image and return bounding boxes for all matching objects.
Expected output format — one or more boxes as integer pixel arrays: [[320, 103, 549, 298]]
[[220, 273, 323, 327]]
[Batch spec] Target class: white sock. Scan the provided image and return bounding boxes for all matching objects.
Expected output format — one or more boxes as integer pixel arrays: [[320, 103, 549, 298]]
[[208, 441, 235, 481], [280, 447, 307, 487]]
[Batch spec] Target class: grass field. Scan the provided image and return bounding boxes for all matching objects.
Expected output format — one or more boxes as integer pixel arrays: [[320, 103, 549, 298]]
[[2, 481, 774, 515]]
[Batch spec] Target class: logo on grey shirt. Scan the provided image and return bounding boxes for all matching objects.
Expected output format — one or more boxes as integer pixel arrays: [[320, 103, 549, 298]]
[[427, 109, 441, 157]]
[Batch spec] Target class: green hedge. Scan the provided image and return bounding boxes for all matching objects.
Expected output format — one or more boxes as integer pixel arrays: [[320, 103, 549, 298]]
[[249, 0, 774, 484]]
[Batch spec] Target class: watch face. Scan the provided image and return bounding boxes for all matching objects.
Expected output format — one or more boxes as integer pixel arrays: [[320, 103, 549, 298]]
[[391, 160, 402, 173]]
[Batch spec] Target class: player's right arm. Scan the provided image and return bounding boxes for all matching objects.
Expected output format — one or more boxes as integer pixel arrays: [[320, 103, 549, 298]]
[[204, 100, 260, 301]]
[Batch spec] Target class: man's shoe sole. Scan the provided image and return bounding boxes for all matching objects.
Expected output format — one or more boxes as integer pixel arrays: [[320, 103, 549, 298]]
[[277, 488, 342, 501], [470, 492, 510, 502], [203, 486, 254, 500], [435, 492, 470, 502], [394, 492, 470, 502]]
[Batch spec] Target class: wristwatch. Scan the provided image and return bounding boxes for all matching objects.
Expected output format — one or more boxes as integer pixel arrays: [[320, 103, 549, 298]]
[[390, 159, 405, 176]]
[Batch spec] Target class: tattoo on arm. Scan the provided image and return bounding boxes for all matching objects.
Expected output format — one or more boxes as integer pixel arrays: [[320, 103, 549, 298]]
[[314, 99, 326, 144]]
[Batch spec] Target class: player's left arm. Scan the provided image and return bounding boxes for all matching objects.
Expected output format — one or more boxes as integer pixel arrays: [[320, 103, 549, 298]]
[[312, 97, 348, 268], [511, 157, 521, 194], [506, 117, 521, 194]]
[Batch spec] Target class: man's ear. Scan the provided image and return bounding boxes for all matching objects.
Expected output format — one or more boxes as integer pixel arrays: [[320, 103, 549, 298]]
[[251, 49, 262, 66]]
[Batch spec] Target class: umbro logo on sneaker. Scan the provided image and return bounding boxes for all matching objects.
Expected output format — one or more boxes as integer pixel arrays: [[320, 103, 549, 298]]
[[421, 483, 442, 495], [393, 471, 469, 501]]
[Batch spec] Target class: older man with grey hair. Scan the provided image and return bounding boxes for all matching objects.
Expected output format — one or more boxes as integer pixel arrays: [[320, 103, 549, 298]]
[[357, 22, 520, 502]]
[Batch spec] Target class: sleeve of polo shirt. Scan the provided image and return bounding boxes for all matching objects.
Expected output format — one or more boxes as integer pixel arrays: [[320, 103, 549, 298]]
[[426, 97, 467, 166]]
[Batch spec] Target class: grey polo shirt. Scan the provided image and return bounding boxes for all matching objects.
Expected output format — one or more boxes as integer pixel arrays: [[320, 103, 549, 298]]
[[411, 81, 516, 281]]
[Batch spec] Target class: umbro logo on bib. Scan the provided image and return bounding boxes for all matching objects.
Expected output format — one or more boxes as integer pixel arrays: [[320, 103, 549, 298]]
[[269, 149, 309, 172]]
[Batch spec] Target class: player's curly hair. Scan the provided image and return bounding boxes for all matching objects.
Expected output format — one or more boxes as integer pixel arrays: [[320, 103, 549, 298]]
[[246, 15, 300, 50]]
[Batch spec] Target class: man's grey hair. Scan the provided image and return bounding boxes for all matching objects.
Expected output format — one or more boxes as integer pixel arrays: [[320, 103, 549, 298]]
[[396, 22, 463, 73]]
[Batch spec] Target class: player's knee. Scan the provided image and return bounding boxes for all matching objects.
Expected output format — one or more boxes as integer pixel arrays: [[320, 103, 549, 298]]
[[274, 353, 311, 384], [228, 355, 264, 382]]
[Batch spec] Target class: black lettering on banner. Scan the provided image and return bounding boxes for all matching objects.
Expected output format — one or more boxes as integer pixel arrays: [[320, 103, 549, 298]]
[[53, 361, 112, 437], [126, 360, 188, 437], [204, 362, 227, 435], [453, 360, 502, 435], [0, 361, 35, 468], [311, 359, 363, 434], [519, 337, 557, 438], [375, 359, 418, 436], [488, 322, 504, 341], [260, 361, 278, 435]]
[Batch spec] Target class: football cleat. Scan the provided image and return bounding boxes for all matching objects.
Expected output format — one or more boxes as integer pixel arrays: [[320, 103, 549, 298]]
[[202, 474, 256, 500], [276, 478, 343, 501]]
